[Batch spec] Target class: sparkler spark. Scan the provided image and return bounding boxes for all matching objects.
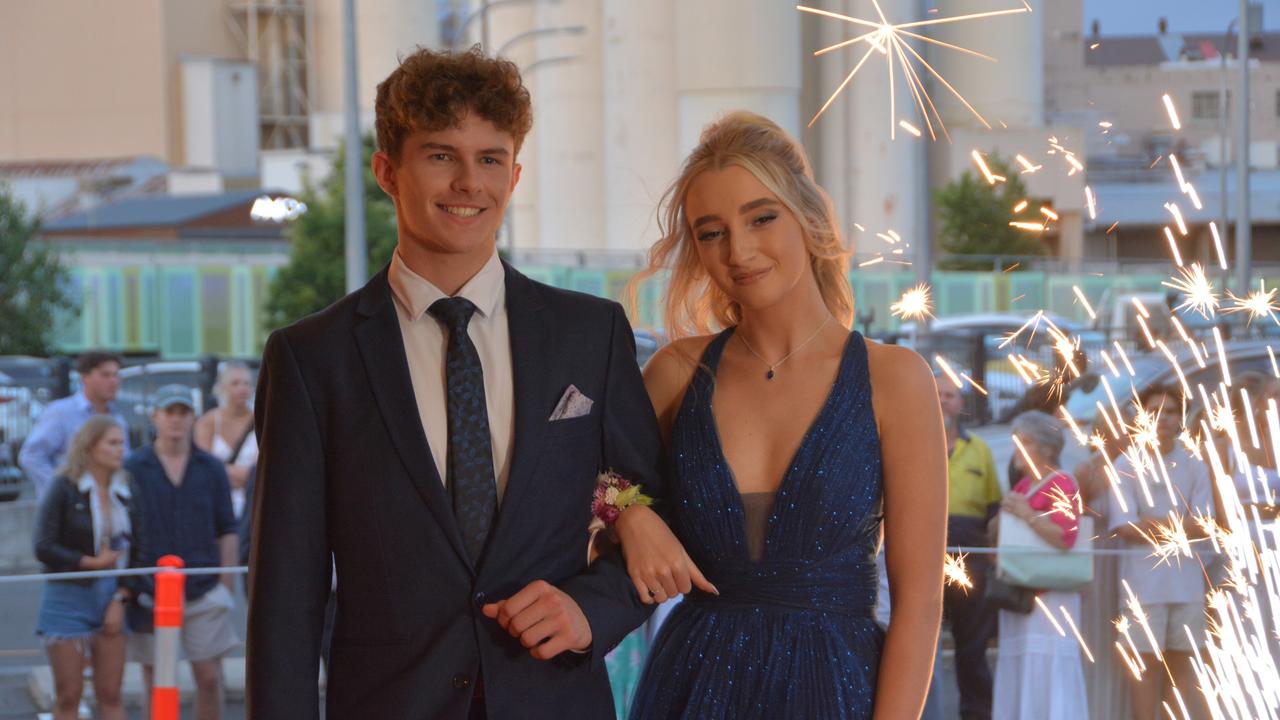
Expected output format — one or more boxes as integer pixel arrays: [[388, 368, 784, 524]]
[[943, 553, 973, 591], [1162, 93, 1182, 130], [1209, 222, 1228, 270], [1224, 281, 1280, 325], [971, 150, 1005, 184], [891, 283, 934, 320], [1072, 285, 1097, 320], [1164, 227, 1184, 267], [1162, 263, 1219, 318], [934, 355, 964, 389], [800, 2, 1031, 138]]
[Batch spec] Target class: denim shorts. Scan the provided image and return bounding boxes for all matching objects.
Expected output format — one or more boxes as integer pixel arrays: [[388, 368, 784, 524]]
[[35, 577, 120, 644]]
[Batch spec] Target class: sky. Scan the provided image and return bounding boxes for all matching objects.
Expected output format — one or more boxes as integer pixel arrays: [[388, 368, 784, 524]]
[[1082, 0, 1280, 36]]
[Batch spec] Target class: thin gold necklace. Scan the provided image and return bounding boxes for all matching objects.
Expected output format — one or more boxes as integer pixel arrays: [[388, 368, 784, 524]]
[[736, 316, 832, 381]]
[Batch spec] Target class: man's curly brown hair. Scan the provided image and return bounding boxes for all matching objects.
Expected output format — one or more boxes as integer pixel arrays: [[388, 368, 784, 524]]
[[375, 46, 533, 162]]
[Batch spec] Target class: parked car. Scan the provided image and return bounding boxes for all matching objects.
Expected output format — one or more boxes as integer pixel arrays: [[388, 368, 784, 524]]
[[1064, 340, 1278, 426]]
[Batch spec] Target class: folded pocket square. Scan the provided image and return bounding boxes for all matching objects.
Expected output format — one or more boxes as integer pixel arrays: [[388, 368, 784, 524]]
[[550, 384, 594, 421]]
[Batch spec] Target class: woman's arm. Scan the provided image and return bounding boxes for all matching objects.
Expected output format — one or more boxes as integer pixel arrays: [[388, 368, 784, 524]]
[[33, 481, 92, 570], [869, 344, 947, 720], [613, 339, 717, 604], [1002, 476, 1078, 550]]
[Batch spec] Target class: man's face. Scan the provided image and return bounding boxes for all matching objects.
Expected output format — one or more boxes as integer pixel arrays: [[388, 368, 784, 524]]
[[936, 381, 964, 422], [1149, 392, 1183, 450], [372, 112, 521, 265], [151, 405, 195, 443], [82, 362, 120, 404]]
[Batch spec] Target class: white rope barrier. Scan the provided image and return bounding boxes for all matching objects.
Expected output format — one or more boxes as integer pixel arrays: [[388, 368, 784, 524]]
[[0, 565, 248, 584]]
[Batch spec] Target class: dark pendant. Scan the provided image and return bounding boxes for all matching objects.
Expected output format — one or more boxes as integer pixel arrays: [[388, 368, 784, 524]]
[[766, 369, 775, 380]]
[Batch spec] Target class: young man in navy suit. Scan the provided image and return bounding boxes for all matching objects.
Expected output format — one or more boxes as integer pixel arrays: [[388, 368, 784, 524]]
[[247, 47, 662, 718]]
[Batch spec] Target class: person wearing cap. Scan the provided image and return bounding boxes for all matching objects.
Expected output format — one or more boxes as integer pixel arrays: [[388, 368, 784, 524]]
[[124, 384, 239, 720]]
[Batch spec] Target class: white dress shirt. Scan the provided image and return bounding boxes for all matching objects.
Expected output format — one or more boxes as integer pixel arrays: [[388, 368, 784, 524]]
[[387, 250, 515, 502], [76, 471, 132, 569]]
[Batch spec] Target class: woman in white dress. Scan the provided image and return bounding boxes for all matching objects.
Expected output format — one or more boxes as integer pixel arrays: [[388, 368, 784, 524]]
[[194, 362, 257, 518], [992, 411, 1088, 720], [1075, 416, 1129, 720]]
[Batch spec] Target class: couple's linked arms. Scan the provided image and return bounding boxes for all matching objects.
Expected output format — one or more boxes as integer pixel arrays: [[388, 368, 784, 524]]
[[483, 303, 669, 659]]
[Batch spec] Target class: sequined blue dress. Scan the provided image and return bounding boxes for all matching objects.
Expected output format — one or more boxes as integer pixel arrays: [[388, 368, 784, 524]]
[[629, 328, 885, 719]]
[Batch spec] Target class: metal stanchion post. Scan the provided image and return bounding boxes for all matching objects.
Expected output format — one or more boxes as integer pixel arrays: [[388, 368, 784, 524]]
[[151, 555, 185, 720]]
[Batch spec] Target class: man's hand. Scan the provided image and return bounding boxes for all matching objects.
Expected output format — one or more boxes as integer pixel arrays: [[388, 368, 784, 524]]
[[482, 580, 592, 660]]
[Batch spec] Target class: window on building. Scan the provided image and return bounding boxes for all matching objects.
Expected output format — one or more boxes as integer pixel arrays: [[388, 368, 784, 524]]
[[1191, 90, 1228, 121]]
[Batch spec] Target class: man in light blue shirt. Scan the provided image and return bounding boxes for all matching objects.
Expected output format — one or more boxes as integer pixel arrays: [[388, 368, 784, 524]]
[[19, 351, 129, 499]]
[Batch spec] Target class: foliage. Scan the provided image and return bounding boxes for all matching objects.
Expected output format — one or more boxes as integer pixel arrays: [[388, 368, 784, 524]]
[[0, 187, 74, 355], [935, 153, 1047, 271]]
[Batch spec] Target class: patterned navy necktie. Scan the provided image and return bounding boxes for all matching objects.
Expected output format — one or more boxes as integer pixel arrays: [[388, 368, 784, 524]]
[[429, 297, 497, 564]]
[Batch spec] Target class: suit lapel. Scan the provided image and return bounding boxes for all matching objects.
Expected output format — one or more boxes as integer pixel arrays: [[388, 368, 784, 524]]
[[487, 264, 557, 552], [353, 270, 472, 571]]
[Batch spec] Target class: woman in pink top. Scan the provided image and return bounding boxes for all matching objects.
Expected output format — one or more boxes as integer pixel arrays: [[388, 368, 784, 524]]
[[992, 411, 1088, 720]]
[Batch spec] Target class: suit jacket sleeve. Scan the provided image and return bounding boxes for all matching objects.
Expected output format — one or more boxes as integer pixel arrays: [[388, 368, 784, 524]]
[[558, 303, 664, 669], [246, 329, 332, 719]]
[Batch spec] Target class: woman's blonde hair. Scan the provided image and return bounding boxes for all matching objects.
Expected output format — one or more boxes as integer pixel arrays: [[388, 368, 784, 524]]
[[56, 416, 124, 482], [628, 111, 853, 338], [214, 361, 252, 408]]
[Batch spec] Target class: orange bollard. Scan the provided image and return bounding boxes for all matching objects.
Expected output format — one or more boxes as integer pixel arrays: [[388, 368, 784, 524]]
[[152, 555, 185, 720]]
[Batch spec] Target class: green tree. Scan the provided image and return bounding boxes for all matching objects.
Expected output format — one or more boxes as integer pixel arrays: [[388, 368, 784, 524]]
[[935, 153, 1047, 271], [0, 186, 74, 355], [264, 134, 398, 329]]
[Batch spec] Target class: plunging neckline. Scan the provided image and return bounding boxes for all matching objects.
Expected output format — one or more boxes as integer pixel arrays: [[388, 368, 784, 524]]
[[705, 326, 857, 561]]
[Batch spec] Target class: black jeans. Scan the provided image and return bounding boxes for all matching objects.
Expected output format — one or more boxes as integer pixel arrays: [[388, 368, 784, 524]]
[[944, 515, 996, 720]]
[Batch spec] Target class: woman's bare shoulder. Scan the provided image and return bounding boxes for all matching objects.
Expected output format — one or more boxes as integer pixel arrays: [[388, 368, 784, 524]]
[[645, 335, 715, 381], [643, 334, 718, 413], [862, 337, 934, 396]]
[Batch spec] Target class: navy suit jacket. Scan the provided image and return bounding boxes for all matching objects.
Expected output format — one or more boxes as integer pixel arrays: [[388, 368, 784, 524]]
[[246, 263, 662, 718]]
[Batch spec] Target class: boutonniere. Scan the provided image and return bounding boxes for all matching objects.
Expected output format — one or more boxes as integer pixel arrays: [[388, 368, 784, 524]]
[[592, 470, 653, 525]]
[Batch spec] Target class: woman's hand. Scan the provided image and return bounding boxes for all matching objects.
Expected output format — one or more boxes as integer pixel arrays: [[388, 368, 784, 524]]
[[614, 505, 718, 604], [1001, 492, 1035, 522], [226, 464, 250, 489], [79, 544, 121, 571], [101, 597, 125, 636]]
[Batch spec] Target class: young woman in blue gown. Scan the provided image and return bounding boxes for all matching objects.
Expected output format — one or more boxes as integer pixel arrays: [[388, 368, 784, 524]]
[[616, 112, 948, 719]]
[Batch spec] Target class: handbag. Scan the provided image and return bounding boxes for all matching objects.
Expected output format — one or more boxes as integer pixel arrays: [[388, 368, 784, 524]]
[[984, 563, 1036, 614], [996, 476, 1094, 592]]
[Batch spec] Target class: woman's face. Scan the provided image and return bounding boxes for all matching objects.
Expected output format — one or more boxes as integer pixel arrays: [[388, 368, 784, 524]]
[[223, 368, 253, 407], [683, 165, 813, 314], [91, 426, 125, 472]]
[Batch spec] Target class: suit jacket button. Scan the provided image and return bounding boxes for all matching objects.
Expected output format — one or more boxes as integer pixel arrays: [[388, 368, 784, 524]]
[[453, 674, 472, 690], [473, 591, 485, 608]]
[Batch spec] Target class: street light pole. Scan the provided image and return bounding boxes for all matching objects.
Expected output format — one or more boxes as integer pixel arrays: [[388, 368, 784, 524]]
[[1220, 18, 1235, 279], [343, 0, 367, 293], [1236, 0, 1252, 293], [451, 0, 558, 50], [495, 25, 585, 58]]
